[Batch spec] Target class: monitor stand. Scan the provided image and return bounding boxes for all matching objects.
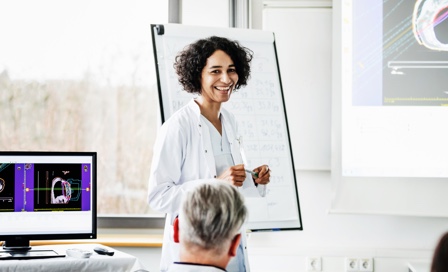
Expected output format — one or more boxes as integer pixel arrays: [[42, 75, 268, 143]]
[[0, 240, 65, 260]]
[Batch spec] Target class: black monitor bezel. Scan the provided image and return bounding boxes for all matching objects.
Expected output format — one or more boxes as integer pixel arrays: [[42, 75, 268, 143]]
[[0, 151, 97, 249]]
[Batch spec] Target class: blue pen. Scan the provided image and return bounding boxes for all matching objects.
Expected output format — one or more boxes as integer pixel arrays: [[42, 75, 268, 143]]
[[245, 169, 258, 178]]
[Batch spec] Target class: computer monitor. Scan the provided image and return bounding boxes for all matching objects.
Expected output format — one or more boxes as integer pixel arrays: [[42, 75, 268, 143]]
[[0, 151, 96, 258]]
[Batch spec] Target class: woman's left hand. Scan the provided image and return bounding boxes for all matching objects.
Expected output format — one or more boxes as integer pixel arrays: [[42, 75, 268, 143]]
[[252, 165, 270, 185]]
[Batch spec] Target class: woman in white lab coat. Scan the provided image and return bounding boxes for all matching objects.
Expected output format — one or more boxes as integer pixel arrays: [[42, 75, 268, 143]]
[[148, 36, 270, 272]]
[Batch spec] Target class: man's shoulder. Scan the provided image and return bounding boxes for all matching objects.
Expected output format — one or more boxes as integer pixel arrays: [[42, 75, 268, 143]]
[[167, 262, 226, 272]]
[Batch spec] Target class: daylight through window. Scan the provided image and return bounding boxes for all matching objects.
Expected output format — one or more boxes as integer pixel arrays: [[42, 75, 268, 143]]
[[0, 0, 168, 216]]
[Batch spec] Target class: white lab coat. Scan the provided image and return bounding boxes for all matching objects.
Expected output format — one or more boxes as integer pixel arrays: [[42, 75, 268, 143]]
[[148, 99, 265, 272]]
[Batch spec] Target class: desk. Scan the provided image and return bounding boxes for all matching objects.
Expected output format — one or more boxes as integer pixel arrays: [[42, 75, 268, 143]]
[[30, 233, 164, 248], [0, 244, 147, 272]]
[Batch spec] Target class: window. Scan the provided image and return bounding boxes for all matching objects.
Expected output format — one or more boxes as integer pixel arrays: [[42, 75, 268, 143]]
[[0, 0, 168, 217]]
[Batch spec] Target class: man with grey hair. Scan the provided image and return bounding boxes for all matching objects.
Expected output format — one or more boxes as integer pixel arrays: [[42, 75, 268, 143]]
[[168, 181, 248, 272]]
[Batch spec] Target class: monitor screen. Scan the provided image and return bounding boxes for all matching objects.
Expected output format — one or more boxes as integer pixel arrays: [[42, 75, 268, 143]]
[[0, 151, 96, 250]]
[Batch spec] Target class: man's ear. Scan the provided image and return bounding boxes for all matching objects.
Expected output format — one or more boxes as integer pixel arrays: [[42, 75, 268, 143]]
[[228, 234, 241, 257], [173, 217, 180, 243]]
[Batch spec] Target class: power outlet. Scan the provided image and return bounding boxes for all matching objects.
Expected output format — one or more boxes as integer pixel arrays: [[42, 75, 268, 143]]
[[306, 256, 322, 271], [345, 257, 374, 272], [359, 258, 374, 272], [345, 258, 359, 272]]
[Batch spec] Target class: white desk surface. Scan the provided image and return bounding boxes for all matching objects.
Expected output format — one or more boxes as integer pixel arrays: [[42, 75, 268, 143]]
[[408, 260, 431, 272], [0, 243, 147, 272]]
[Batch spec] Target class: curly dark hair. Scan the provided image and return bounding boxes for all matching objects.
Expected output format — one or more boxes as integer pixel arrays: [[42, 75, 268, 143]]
[[174, 36, 253, 94]]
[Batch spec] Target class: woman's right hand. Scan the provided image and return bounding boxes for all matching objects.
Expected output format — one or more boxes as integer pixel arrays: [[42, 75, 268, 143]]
[[216, 164, 246, 187]]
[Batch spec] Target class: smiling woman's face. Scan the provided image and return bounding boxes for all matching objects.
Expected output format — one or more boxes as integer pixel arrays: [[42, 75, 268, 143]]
[[200, 50, 239, 104]]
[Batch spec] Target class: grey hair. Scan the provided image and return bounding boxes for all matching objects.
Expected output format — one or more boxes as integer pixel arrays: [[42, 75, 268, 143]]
[[178, 181, 248, 255]]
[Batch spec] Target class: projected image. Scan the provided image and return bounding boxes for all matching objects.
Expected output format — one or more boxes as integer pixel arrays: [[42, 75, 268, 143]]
[[0, 164, 14, 211], [413, 0, 448, 52], [351, 0, 448, 106], [383, 0, 448, 105]]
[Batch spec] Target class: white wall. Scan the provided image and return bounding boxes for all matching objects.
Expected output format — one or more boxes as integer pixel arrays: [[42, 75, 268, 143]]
[[181, 0, 229, 27], [261, 2, 332, 170]]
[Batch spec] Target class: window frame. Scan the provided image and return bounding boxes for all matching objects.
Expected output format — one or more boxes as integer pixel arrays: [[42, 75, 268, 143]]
[[94, 0, 177, 229]]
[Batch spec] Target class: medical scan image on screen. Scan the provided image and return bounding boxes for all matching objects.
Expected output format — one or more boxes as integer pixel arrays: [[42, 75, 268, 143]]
[[0, 163, 91, 213]]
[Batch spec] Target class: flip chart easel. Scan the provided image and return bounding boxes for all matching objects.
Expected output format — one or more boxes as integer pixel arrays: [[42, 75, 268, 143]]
[[151, 23, 302, 231]]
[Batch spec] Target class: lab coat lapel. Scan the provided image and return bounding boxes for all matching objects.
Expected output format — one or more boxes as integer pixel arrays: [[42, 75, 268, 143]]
[[221, 112, 244, 165], [198, 116, 217, 178], [189, 99, 217, 178]]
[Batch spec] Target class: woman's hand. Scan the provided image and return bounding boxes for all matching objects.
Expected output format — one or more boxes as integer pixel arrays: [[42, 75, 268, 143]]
[[252, 165, 270, 185], [217, 164, 246, 187]]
